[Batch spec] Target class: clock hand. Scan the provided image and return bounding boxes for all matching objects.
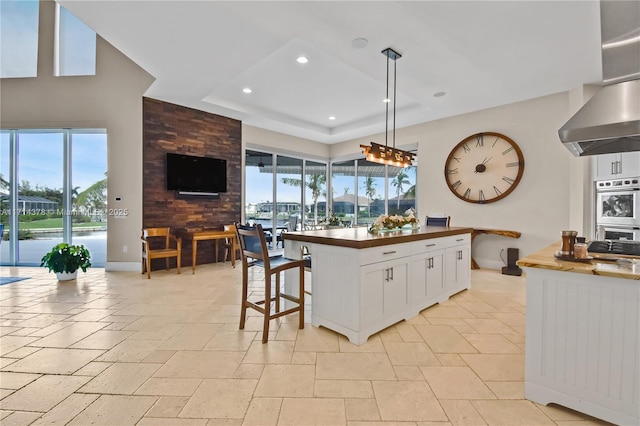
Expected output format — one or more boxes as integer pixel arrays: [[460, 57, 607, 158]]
[[474, 157, 492, 173]]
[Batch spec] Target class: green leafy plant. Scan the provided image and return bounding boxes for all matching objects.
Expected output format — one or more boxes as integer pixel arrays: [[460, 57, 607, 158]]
[[40, 243, 91, 273]]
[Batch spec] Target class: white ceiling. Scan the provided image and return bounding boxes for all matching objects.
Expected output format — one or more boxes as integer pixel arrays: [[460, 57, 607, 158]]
[[60, 1, 603, 144]]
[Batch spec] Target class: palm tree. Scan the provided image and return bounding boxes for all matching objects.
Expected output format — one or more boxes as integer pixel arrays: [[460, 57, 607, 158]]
[[362, 175, 376, 217], [281, 174, 326, 224], [391, 169, 410, 209]]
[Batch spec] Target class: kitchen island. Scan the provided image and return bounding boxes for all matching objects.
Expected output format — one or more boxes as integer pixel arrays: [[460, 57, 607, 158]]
[[283, 226, 472, 344], [517, 243, 640, 425]]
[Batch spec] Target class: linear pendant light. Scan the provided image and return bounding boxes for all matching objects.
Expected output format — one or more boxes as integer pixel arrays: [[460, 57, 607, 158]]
[[361, 47, 415, 168]]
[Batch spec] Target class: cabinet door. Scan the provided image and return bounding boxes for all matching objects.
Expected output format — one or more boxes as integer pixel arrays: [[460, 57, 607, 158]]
[[619, 152, 640, 178], [594, 153, 620, 180], [411, 249, 445, 305], [361, 258, 409, 328], [445, 245, 470, 293]]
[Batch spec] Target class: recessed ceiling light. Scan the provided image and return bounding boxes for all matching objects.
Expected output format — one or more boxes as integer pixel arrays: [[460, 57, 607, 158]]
[[296, 56, 309, 64], [328, 116, 336, 120], [433, 91, 446, 98], [352, 38, 368, 49], [242, 87, 252, 94]]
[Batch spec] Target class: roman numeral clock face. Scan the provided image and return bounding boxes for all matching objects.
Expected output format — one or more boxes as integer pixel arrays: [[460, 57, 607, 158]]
[[444, 132, 524, 204]]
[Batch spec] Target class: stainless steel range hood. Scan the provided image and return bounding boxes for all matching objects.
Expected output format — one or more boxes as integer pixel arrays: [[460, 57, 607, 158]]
[[559, 0, 640, 156]]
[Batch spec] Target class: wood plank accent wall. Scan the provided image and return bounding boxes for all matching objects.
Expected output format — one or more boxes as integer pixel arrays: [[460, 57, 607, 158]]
[[143, 97, 242, 268]]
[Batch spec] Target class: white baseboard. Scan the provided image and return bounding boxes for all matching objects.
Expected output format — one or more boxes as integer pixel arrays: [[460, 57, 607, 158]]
[[105, 262, 140, 272]]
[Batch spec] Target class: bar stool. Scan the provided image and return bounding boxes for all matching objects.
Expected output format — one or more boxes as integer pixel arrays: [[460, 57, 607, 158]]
[[235, 223, 305, 343]]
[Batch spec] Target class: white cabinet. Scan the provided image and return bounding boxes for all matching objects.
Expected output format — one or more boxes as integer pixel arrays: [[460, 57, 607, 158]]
[[411, 248, 445, 306], [445, 242, 470, 294], [361, 258, 409, 329], [593, 152, 640, 180]]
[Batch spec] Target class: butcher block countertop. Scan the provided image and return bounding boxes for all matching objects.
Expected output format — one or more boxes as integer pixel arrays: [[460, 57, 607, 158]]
[[282, 226, 472, 249], [517, 242, 640, 280]]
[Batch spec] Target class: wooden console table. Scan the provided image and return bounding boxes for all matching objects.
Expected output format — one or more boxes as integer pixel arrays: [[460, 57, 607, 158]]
[[187, 230, 237, 273], [471, 228, 521, 269]]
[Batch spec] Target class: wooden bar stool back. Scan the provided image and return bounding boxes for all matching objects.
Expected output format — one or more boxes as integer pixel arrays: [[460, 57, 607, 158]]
[[235, 223, 305, 343]]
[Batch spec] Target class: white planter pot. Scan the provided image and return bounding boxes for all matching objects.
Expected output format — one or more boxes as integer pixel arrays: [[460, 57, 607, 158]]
[[56, 271, 78, 281]]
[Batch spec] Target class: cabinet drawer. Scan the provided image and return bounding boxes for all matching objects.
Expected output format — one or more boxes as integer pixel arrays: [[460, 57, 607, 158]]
[[360, 244, 412, 265]]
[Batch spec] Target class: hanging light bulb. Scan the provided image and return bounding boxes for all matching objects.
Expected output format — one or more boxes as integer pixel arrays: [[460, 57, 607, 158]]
[[361, 47, 415, 168]]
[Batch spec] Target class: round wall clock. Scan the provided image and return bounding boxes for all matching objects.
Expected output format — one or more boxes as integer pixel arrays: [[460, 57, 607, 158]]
[[444, 132, 524, 204]]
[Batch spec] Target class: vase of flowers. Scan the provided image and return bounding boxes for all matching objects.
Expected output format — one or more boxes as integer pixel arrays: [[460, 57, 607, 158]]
[[369, 212, 419, 234]]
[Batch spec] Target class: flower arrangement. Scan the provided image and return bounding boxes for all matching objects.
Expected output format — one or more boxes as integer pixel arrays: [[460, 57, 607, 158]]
[[369, 211, 419, 233]]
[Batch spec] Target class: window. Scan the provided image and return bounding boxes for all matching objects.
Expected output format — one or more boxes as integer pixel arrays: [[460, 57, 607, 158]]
[[55, 4, 96, 76], [0, 0, 39, 78]]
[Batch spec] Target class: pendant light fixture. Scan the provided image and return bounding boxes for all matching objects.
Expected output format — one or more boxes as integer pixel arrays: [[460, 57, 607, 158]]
[[361, 47, 415, 168]]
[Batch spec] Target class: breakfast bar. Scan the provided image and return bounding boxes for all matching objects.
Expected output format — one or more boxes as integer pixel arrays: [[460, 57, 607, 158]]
[[283, 225, 473, 344], [517, 244, 640, 425]]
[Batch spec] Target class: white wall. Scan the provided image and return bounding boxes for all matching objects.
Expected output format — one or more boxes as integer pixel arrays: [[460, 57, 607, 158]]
[[332, 91, 593, 269], [0, 0, 154, 271]]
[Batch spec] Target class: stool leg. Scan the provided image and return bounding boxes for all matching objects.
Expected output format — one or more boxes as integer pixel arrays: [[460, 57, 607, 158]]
[[299, 265, 305, 329], [262, 273, 271, 343], [275, 272, 281, 313], [239, 264, 248, 330]]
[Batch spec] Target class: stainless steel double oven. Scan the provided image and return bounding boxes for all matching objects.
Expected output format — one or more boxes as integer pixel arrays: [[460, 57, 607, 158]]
[[595, 177, 640, 241]]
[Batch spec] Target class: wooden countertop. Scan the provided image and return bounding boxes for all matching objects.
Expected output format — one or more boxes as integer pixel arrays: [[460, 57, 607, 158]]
[[517, 242, 640, 280], [282, 226, 473, 249]]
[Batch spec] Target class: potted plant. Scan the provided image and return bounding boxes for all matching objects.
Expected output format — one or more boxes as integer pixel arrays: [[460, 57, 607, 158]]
[[40, 243, 91, 281]]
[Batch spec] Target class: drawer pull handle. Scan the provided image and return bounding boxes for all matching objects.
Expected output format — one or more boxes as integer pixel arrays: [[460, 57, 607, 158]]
[[382, 251, 397, 255], [456, 238, 465, 242], [426, 243, 436, 247]]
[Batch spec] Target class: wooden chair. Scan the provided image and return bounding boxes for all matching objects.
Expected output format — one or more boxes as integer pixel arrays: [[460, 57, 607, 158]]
[[425, 216, 451, 227], [141, 227, 182, 279], [235, 223, 305, 343], [222, 224, 241, 263]]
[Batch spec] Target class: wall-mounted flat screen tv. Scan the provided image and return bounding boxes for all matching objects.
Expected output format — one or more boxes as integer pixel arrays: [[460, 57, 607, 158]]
[[166, 153, 227, 194]]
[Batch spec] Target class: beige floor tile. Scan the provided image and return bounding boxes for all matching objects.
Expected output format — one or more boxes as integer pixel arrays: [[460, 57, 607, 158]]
[[70, 329, 133, 349], [413, 325, 477, 354], [29, 322, 107, 348], [290, 351, 316, 364], [31, 393, 99, 426], [7, 327, 40, 336], [377, 327, 403, 343], [0, 357, 17, 368], [67, 394, 158, 425], [0, 371, 41, 389], [242, 397, 282, 426], [160, 323, 224, 350], [17, 302, 83, 315], [3, 345, 40, 359], [421, 305, 476, 319], [420, 366, 495, 399], [73, 361, 113, 376], [146, 396, 191, 418], [394, 323, 425, 342], [485, 381, 524, 399], [1, 411, 43, 426], [294, 326, 340, 352], [316, 353, 396, 380], [470, 400, 555, 425], [233, 363, 265, 379], [26, 321, 73, 338], [435, 353, 466, 367], [314, 380, 374, 398], [154, 350, 245, 378], [338, 335, 386, 353], [139, 417, 209, 425], [179, 379, 257, 419], [0, 336, 39, 356], [393, 365, 427, 381], [97, 338, 164, 362], [1, 348, 103, 374], [66, 308, 114, 322], [345, 398, 380, 421], [128, 323, 185, 341], [536, 403, 605, 422], [79, 362, 160, 394], [384, 341, 440, 366], [203, 330, 256, 351], [242, 340, 294, 364], [372, 380, 447, 422], [463, 318, 516, 335], [277, 397, 346, 425], [460, 333, 522, 354], [255, 364, 315, 397], [144, 350, 178, 363], [0, 374, 90, 412], [136, 377, 203, 396], [460, 354, 524, 381], [439, 400, 487, 425]]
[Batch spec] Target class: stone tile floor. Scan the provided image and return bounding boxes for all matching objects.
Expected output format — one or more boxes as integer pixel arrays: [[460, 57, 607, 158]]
[[0, 265, 612, 425]]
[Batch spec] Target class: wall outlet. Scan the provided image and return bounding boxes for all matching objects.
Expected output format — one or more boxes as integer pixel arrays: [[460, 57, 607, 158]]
[[123, 245, 128, 253]]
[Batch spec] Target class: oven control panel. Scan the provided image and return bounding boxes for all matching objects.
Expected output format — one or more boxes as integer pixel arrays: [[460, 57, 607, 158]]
[[596, 178, 639, 190]]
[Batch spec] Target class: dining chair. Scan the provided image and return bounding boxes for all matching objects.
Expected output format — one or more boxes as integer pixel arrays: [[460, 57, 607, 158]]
[[235, 223, 305, 343], [222, 224, 241, 263], [141, 227, 182, 279], [425, 216, 451, 227]]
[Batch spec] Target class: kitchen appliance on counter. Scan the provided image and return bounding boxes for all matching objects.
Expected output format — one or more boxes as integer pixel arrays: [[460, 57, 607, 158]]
[[595, 177, 640, 240], [588, 239, 640, 256]]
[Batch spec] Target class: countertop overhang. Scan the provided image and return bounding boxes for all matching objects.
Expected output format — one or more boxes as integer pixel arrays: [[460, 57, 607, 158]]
[[282, 226, 472, 249], [517, 242, 640, 280]]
